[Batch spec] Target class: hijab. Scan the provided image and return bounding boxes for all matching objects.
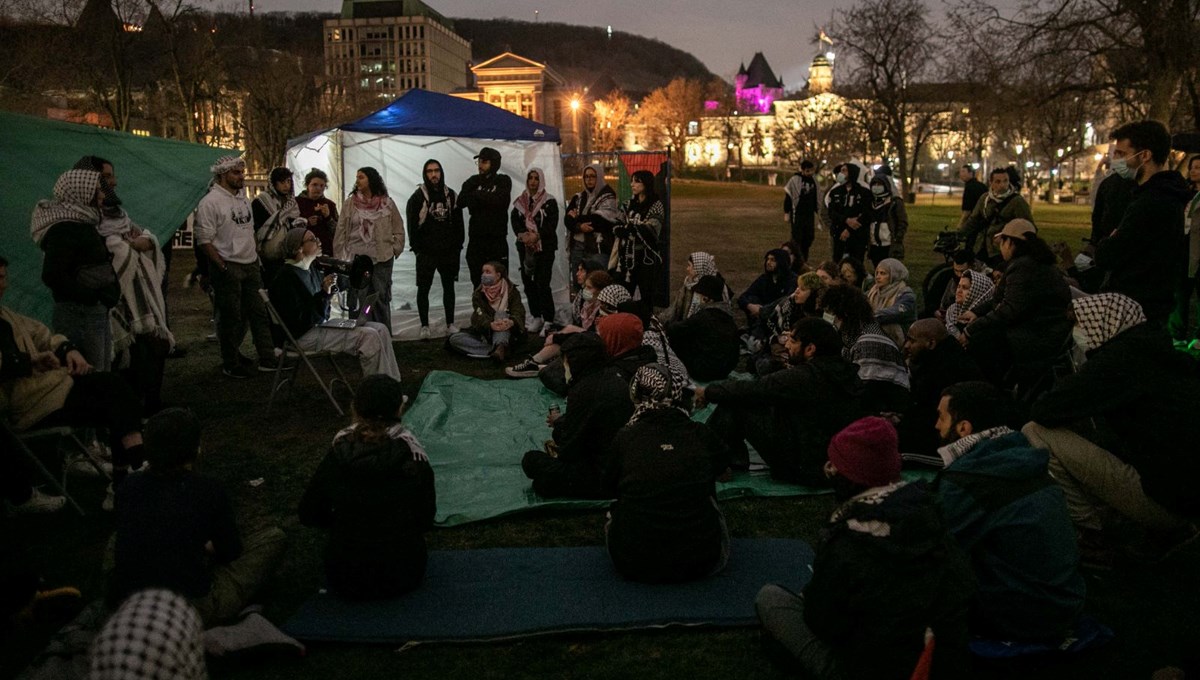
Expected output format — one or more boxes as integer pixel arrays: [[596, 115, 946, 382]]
[[514, 167, 549, 254], [597, 312, 644, 358], [944, 269, 995, 338], [867, 258, 910, 308]]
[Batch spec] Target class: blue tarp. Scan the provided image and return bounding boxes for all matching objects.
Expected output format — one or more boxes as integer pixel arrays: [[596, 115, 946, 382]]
[[338, 88, 561, 143]]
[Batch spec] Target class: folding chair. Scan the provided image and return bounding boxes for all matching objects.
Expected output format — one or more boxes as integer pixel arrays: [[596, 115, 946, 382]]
[[6, 422, 108, 516], [259, 289, 354, 416]]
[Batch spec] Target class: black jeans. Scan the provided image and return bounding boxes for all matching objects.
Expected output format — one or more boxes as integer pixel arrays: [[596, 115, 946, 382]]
[[209, 261, 274, 367], [520, 249, 556, 323], [466, 240, 508, 288], [520, 450, 606, 499], [415, 252, 460, 326], [791, 212, 815, 262]]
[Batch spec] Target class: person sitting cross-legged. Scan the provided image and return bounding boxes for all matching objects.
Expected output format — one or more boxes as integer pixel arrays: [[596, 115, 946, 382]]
[[521, 333, 633, 499], [267, 228, 400, 381], [755, 417, 974, 680], [933, 381, 1086, 643], [697, 318, 865, 485], [665, 275, 740, 383], [1025, 293, 1200, 563], [604, 364, 731, 584], [299, 375, 436, 600], [447, 260, 525, 364], [111, 408, 285, 626]]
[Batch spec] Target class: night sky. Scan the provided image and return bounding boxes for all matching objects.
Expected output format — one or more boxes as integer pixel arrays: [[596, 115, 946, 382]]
[[244, 0, 913, 89]]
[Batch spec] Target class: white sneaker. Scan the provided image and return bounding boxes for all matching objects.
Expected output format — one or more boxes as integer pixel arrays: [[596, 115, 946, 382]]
[[446, 324, 460, 335], [65, 454, 113, 478], [528, 318, 545, 334], [419, 326, 431, 341], [9, 488, 66, 515]]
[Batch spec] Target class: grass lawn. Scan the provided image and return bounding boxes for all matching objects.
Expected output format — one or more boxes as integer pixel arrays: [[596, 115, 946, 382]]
[[4, 180, 1197, 680]]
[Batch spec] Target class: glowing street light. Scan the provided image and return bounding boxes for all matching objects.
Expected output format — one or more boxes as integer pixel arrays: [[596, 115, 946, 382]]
[[570, 98, 581, 112], [1014, 143, 1024, 155]]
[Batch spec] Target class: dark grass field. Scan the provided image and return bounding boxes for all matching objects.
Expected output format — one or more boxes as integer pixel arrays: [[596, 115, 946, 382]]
[[3, 181, 1198, 679]]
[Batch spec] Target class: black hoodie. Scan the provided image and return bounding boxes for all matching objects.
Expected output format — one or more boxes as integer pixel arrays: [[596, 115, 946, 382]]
[[552, 334, 634, 471], [459, 149, 514, 249], [1096, 169, 1191, 319], [827, 164, 871, 236], [406, 159, 464, 255]]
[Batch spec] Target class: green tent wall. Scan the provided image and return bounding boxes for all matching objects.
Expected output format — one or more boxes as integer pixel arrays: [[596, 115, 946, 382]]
[[0, 111, 234, 323]]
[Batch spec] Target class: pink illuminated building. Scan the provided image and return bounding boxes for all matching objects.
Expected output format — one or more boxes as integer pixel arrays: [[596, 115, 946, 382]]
[[735, 52, 784, 114]]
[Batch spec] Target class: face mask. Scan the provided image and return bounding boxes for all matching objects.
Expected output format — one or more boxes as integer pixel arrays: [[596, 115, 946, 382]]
[[1112, 152, 1142, 180], [1073, 252, 1094, 272], [871, 184, 887, 196], [835, 173, 847, 184], [581, 289, 595, 301], [1071, 326, 1093, 352], [822, 312, 837, 325], [480, 273, 498, 286]]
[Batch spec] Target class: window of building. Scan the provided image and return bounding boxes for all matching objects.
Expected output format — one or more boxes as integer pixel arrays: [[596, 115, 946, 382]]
[[132, 129, 150, 137], [328, 29, 341, 41], [688, 121, 699, 135]]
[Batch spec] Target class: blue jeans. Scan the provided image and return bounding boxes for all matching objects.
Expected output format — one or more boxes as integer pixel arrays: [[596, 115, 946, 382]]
[[53, 302, 112, 372]]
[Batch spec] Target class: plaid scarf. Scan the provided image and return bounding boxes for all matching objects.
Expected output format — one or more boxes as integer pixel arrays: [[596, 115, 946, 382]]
[[1072, 292, 1146, 349], [628, 363, 688, 424]]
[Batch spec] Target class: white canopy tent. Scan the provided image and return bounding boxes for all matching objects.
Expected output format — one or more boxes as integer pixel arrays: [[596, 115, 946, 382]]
[[286, 89, 569, 341]]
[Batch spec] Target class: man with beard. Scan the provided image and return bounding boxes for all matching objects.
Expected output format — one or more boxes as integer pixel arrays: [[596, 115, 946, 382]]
[[755, 416, 973, 679], [783, 160, 818, 261], [695, 317, 864, 485], [959, 167, 1033, 265], [459, 147, 513, 287], [932, 381, 1085, 642], [897, 319, 983, 463], [266, 228, 400, 381], [406, 159, 464, 340]]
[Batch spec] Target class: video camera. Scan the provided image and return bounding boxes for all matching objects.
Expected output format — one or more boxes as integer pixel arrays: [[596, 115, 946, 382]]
[[932, 230, 967, 256], [315, 255, 375, 290]]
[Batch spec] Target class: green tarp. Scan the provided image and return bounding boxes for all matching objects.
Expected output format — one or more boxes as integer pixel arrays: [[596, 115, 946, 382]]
[[404, 371, 832, 527], [0, 111, 234, 324]]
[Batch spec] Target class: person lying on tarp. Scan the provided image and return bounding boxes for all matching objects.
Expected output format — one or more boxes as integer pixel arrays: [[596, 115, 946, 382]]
[[603, 364, 731, 584], [299, 375, 436, 600], [521, 333, 632, 499]]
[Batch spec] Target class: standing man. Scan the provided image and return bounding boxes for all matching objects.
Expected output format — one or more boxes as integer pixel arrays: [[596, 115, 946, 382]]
[[959, 167, 1033, 265], [1089, 159, 1136, 246], [459, 147, 512, 288], [826, 162, 871, 264], [956, 165, 987, 230], [783, 160, 818, 262], [406, 159, 464, 340], [1096, 120, 1191, 326], [194, 156, 278, 379]]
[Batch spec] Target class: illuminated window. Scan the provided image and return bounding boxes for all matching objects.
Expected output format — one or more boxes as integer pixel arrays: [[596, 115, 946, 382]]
[[132, 129, 150, 137]]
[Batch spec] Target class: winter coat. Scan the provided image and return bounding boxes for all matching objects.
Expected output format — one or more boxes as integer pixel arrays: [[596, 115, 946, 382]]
[[934, 432, 1085, 642], [804, 481, 974, 680], [1090, 173, 1135, 245], [961, 178, 986, 214], [899, 341, 984, 456], [553, 337, 635, 472], [39, 221, 119, 308], [565, 184, 618, 254], [737, 249, 797, 312], [0, 306, 74, 430], [459, 171, 514, 252], [966, 255, 1072, 366], [1030, 322, 1200, 515], [864, 196, 909, 259], [704, 354, 865, 484], [960, 193, 1033, 260], [665, 304, 740, 382], [467, 283, 526, 339], [405, 184, 464, 256], [510, 198, 560, 251], [827, 167, 871, 245], [298, 427, 436, 600], [783, 172, 818, 219], [604, 409, 729, 583], [266, 264, 329, 341], [334, 195, 405, 265], [1096, 170, 1191, 320]]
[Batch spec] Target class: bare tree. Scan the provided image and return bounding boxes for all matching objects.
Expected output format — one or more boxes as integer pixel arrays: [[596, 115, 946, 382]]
[[830, 0, 950, 199], [231, 46, 320, 172], [142, 0, 220, 142], [773, 94, 868, 170]]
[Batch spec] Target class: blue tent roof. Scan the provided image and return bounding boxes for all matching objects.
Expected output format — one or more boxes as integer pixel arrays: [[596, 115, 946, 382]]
[[339, 89, 561, 143]]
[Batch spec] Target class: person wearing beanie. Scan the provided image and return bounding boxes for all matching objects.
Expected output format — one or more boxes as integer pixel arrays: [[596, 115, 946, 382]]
[[112, 408, 285, 625], [296, 167, 339, 257], [300, 375, 436, 599], [664, 274, 740, 382], [266, 228, 401, 381], [755, 416, 974, 679], [603, 364, 731, 584], [406, 159, 464, 340], [460, 147, 513, 287], [932, 381, 1086, 642], [521, 333, 633, 499], [697, 318, 865, 484]]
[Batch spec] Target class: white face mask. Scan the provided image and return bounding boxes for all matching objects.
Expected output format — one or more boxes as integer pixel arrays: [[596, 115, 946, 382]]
[[871, 184, 888, 196], [835, 173, 847, 184], [480, 273, 498, 286], [692, 293, 705, 307], [822, 312, 837, 326], [581, 289, 595, 301], [1071, 326, 1093, 352]]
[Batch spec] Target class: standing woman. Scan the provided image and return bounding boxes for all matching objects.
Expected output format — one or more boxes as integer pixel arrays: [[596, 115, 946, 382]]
[[611, 170, 665, 315], [335, 167, 404, 331], [511, 167, 558, 335], [296, 168, 339, 257], [565, 163, 620, 287], [252, 167, 303, 282]]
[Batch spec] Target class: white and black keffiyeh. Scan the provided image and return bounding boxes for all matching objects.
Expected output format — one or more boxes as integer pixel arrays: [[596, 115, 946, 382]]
[[30, 169, 102, 244], [641, 317, 691, 401], [628, 363, 687, 424], [209, 155, 245, 176], [597, 284, 633, 311], [89, 589, 206, 680], [945, 269, 995, 339], [1072, 292, 1146, 349]]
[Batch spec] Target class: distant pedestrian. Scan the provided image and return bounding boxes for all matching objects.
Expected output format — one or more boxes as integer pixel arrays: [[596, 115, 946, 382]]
[[783, 160, 818, 261]]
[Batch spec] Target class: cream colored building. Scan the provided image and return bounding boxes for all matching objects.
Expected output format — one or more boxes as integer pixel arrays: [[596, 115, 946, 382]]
[[323, 0, 471, 99]]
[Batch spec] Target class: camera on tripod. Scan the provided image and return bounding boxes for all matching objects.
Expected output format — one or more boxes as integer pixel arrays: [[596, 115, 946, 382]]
[[315, 255, 375, 290]]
